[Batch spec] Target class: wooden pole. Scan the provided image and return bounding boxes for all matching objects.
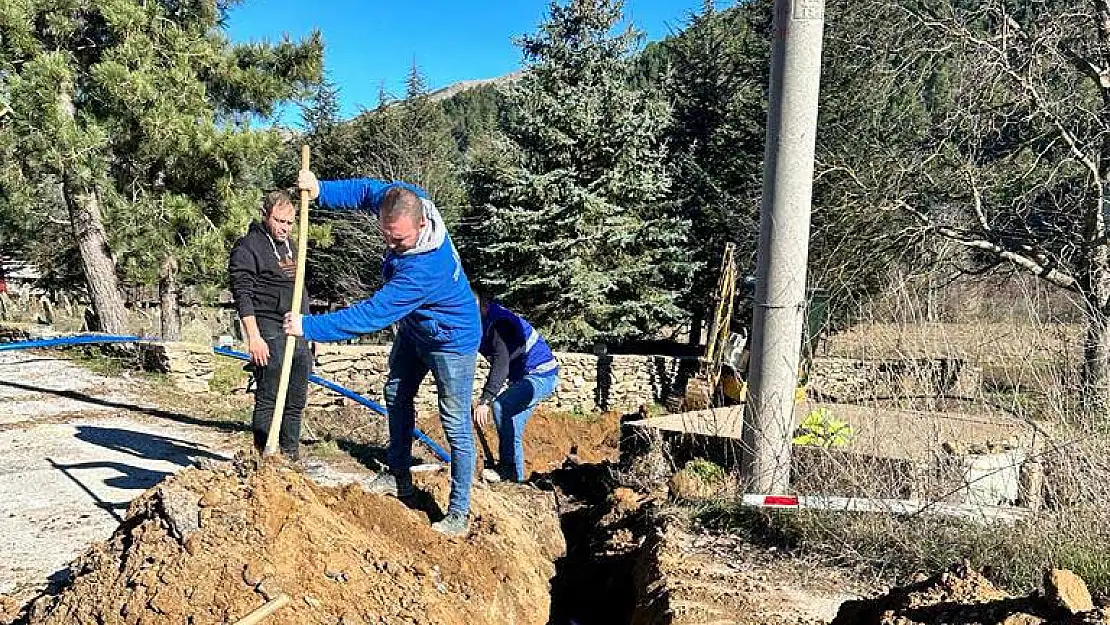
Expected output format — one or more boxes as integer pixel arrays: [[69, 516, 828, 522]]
[[264, 145, 311, 456], [232, 593, 291, 625]]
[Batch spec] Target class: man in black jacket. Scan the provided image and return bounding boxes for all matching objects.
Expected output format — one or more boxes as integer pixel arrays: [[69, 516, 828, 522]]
[[228, 190, 311, 459]]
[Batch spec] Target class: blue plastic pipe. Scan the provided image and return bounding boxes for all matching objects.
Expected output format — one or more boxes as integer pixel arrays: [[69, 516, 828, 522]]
[[0, 334, 149, 351], [0, 334, 450, 463], [214, 346, 450, 463]]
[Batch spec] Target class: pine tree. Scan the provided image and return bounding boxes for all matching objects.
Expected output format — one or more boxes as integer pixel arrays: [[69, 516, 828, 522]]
[[294, 62, 466, 305], [346, 62, 464, 215], [297, 77, 383, 305], [439, 83, 504, 153], [300, 77, 359, 180], [0, 0, 322, 336], [399, 61, 465, 215], [464, 0, 689, 348]]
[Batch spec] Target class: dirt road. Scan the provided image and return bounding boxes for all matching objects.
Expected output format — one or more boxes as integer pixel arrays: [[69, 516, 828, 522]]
[[0, 350, 239, 598]]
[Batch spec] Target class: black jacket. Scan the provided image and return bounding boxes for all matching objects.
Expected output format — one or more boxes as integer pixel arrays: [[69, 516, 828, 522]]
[[228, 221, 309, 327]]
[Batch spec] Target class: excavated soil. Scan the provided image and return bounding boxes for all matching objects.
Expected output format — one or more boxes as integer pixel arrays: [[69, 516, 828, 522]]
[[518, 409, 622, 472], [631, 517, 863, 625], [420, 408, 622, 477], [832, 562, 1110, 625], [8, 457, 564, 625], [312, 405, 623, 480]]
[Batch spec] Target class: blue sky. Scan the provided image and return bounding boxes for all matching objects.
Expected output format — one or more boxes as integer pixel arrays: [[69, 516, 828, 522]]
[[226, 0, 721, 124]]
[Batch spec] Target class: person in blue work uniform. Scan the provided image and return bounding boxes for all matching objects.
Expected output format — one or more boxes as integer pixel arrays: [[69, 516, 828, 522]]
[[284, 168, 481, 537], [472, 289, 560, 483]]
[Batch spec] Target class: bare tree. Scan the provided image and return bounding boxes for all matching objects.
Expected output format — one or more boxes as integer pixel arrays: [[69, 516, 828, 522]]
[[819, 0, 1110, 407]]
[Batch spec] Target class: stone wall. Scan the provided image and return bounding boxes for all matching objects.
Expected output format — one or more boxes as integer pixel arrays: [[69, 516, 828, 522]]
[[308, 345, 697, 415], [0, 292, 89, 332], [807, 357, 982, 401], [306, 350, 974, 413], [139, 342, 216, 393], [0, 320, 986, 409], [0, 296, 235, 342], [133, 343, 983, 411]]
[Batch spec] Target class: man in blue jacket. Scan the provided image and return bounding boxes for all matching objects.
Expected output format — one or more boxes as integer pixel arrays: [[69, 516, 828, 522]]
[[473, 289, 560, 482], [284, 169, 480, 537]]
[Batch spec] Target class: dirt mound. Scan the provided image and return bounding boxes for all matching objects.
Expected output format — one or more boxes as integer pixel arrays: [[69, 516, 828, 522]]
[[444, 409, 620, 479], [832, 562, 1110, 625], [522, 410, 621, 471], [315, 406, 621, 482], [0, 596, 21, 624], [13, 458, 564, 625]]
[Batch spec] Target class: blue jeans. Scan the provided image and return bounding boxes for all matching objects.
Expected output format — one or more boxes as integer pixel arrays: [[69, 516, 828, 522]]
[[492, 373, 559, 482], [383, 334, 477, 516]]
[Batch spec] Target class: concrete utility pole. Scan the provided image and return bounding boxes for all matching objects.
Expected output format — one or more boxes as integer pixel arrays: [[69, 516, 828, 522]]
[[741, 0, 826, 494]]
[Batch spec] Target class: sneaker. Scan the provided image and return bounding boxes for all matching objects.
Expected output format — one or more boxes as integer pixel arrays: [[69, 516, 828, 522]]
[[481, 468, 502, 483], [431, 512, 469, 537], [365, 472, 414, 499]]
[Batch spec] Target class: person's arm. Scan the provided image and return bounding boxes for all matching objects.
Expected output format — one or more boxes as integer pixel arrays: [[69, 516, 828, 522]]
[[480, 323, 511, 404], [309, 177, 428, 214], [300, 269, 427, 342], [228, 244, 269, 366], [240, 315, 270, 366]]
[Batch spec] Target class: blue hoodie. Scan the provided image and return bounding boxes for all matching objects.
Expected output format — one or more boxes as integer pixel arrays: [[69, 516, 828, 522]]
[[300, 178, 481, 354]]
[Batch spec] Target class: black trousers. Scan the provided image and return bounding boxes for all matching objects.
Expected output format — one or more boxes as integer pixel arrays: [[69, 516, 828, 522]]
[[252, 319, 312, 459]]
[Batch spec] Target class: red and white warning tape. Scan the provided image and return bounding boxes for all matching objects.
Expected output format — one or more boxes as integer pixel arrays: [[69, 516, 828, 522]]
[[739, 493, 1028, 523], [741, 494, 800, 508]]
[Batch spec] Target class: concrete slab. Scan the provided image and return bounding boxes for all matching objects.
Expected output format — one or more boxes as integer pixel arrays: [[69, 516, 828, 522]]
[[0, 416, 237, 596], [624, 401, 1041, 508], [0, 352, 146, 425], [625, 401, 1033, 462]]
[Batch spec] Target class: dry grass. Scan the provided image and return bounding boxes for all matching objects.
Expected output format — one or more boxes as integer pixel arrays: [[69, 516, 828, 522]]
[[685, 416, 1110, 593], [695, 498, 1110, 594], [676, 273, 1110, 595]]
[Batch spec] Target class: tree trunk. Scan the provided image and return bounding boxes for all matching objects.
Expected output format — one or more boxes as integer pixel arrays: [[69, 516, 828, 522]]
[[1082, 256, 1110, 406], [1083, 305, 1110, 411], [159, 256, 181, 341], [56, 86, 128, 336], [62, 176, 128, 335], [689, 307, 704, 347], [1081, 228, 1110, 410]]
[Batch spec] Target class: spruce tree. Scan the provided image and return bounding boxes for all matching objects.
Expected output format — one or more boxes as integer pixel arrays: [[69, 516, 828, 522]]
[[345, 63, 464, 213], [465, 0, 689, 348], [663, 0, 770, 343], [297, 77, 382, 305], [295, 62, 466, 305], [439, 83, 503, 154]]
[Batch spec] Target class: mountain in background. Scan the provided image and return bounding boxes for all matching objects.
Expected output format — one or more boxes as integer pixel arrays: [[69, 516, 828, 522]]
[[427, 70, 525, 103]]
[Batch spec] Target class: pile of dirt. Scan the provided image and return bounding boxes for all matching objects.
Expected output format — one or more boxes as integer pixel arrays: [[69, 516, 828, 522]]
[[630, 513, 862, 625], [420, 408, 621, 478], [520, 409, 621, 472], [832, 561, 1110, 624], [0, 597, 21, 624], [10, 458, 564, 625], [309, 406, 622, 481]]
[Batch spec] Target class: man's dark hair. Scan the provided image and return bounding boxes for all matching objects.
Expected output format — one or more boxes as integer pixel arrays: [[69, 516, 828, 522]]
[[262, 189, 294, 215], [380, 187, 425, 223]]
